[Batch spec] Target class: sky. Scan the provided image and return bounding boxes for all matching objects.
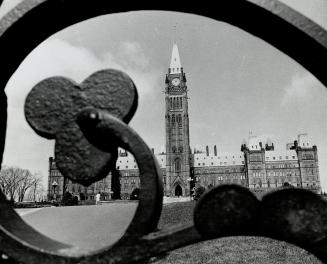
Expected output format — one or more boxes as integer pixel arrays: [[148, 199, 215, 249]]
[[0, 1, 327, 190]]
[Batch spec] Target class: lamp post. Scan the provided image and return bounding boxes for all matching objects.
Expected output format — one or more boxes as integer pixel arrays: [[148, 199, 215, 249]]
[[187, 177, 194, 200], [52, 181, 58, 201], [109, 190, 114, 200]]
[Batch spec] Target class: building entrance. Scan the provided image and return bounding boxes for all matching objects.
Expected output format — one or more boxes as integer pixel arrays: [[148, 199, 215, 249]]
[[175, 185, 182, 197]]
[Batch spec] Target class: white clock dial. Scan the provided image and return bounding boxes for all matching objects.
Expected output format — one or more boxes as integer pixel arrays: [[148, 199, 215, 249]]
[[172, 78, 180, 86]]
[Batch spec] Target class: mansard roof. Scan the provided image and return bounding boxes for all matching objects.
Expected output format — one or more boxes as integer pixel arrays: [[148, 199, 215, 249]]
[[192, 152, 244, 167], [264, 150, 298, 162], [116, 153, 166, 170]]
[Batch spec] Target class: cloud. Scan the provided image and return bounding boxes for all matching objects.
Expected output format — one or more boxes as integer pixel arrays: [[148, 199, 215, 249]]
[[117, 41, 150, 70], [3, 37, 161, 183], [281, 72, 325, 105], [6, 38, 159, 106], [0, 0, 23, 18]]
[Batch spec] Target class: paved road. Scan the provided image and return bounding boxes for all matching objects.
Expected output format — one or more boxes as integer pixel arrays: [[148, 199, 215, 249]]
[[20, 203, 138, 253], [17, 198, 189, 253]]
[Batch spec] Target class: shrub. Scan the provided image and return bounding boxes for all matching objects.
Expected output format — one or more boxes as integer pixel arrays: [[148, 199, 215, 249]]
[[130, 188, 140, 200], [194, 186, 206, 201], [61, 191, 78, 206]]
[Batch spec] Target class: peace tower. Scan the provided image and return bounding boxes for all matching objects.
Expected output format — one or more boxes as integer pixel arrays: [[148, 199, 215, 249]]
[[164, 43, 191, 197]]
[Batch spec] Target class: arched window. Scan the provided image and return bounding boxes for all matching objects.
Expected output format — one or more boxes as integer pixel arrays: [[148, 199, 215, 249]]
[[172, 146, 176, 153], [180, 97, 183, 108], [174, 158, 181, 172], [178, 114, 182, 127], [170, 98, 172, 109], [172, 114, 175, 126], [173, 97, 176, 109]]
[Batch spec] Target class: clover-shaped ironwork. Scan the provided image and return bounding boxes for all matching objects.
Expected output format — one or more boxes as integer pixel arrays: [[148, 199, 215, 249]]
[[24, 69, 138, 185]]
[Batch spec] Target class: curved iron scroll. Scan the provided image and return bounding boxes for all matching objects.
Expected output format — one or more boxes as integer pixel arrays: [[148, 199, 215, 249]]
[[0, 0, 326, 263]]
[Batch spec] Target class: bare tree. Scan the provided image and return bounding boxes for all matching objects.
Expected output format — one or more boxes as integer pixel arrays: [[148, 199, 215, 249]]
[[0, 166, 43, 202], [26, 175, 45, 202], [0, 166, 22, 202], [16, 170, 37, 202]]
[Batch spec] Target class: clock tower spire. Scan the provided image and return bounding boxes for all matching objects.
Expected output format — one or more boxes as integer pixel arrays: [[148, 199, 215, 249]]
[[169, 43, 182, 74], [165, 43, 191, 197]]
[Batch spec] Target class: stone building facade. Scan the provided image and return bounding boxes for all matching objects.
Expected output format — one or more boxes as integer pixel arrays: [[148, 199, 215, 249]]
[[47, 44, 321, 201]]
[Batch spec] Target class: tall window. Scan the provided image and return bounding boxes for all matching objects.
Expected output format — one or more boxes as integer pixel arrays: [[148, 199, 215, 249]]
[[178, 114, 182, 127], [172, 114, 175, 126], [172, 146, 176, 153], [174, 158, 181, 173], [258, 180, 262, 187]]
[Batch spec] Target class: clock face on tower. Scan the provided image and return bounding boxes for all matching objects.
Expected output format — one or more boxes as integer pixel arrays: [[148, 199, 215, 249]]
[[171, 78, 180, 86]]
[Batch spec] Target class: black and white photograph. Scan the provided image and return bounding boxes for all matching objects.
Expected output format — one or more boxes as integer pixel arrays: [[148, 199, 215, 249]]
[[0, 0, 326, 263]]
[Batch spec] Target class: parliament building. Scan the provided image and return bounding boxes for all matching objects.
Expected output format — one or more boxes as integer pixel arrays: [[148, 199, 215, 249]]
[[47, 44, 321, 201]]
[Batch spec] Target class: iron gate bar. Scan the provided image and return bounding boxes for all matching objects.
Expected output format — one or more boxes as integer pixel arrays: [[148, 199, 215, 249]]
[[0, 0, 326, 263], [0, 0, 327, 167]]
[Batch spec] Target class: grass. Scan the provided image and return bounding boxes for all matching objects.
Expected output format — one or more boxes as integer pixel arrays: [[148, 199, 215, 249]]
[[158, 201, 195, 228], [147, 201, 322, 264]]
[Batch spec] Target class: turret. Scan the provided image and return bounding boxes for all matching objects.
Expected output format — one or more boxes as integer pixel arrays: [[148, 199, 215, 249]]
[[165, 74, 169, 84]]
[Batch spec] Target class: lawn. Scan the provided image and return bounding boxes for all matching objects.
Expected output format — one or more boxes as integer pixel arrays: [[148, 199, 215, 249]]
[[11, 200, 323, 263], [150, 201, 322, 264], [158, 200, 195, 228]]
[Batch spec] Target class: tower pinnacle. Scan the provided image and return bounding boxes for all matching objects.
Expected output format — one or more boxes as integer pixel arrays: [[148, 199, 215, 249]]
[[169, 43, 182, 74]]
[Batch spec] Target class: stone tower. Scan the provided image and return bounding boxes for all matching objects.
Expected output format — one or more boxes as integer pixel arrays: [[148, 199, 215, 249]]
[[165, 43, 191, 197]]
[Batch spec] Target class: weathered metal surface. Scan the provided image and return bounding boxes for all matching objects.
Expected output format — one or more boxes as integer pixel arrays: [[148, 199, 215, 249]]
[[194, 185, 260, 238], [76, 108, 163, 236], [24, 69, 137, 185], [261, 188, 327, 245], [0, 0, 326, 263]]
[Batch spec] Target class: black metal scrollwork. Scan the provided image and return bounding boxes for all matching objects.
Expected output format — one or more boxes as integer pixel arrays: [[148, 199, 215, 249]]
[[0, 0, 327, 263], [24, 69, 138, 186]]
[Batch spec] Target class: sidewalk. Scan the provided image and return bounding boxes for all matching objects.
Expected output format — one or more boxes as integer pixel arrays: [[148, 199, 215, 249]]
[[15, 207, 45, 216], [163, 196, 191, 204]]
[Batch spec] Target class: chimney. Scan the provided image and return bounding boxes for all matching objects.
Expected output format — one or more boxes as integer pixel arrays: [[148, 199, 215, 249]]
[[214, 145, 217, 156], [49, 157, 53, 170]]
